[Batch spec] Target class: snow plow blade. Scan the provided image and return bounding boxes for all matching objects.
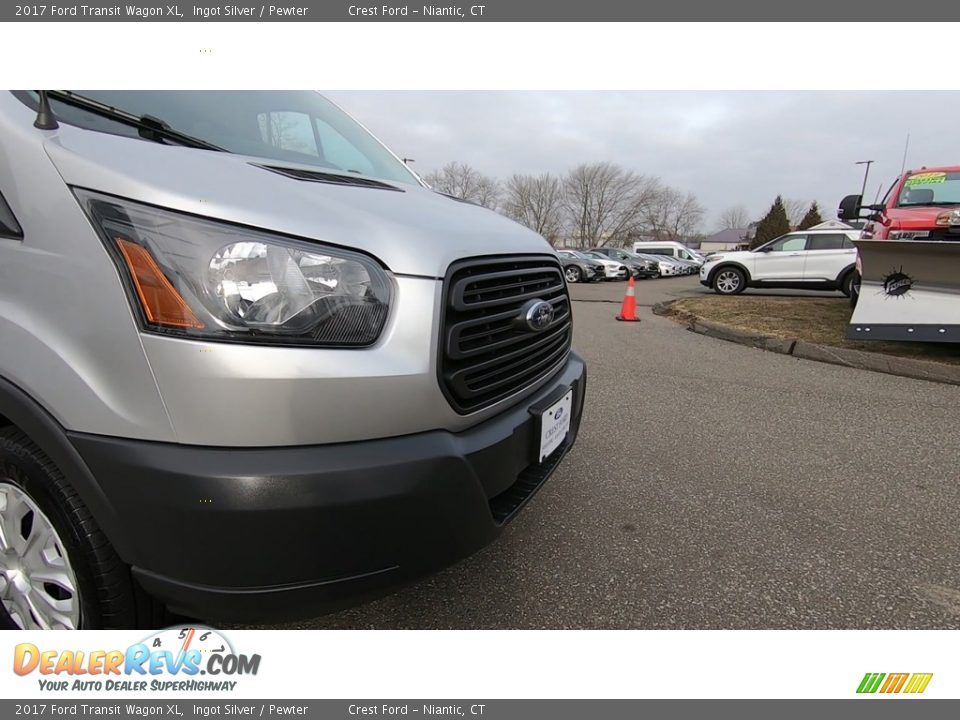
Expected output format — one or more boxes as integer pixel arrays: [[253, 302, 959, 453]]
[[848, 239, 960, 343]]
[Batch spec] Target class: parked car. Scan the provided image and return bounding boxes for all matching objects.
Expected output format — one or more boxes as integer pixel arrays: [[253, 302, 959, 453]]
[[577, 250, 630, 279], [839, 166, 960, 242], [699, 228, 859, 295], [839, 165, 960, 311], [557, 249, 617, 281], [585, 247, 659, 279], [0, 90, 586, 629], [566, 250, 625, 279], [662, 255, 699, 275], [631, 251, 686, 277], [556, 250, 605, 283]]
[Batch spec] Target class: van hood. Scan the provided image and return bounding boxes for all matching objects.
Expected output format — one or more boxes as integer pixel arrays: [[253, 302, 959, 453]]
[[42, 125, 552, 277], [888, 204, 960, 230]]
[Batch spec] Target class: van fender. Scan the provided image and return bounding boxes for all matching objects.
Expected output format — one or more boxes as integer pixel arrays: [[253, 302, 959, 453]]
[[0, 374, 137, 563]]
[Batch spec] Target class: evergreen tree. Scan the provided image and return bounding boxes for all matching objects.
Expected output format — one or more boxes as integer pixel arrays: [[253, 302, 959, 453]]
[[750, 195, 791, 248], [797, 201, 824, 230]]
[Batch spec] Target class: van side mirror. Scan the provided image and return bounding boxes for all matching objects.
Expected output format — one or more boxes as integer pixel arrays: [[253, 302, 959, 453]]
[[838, 194, 863, 221]]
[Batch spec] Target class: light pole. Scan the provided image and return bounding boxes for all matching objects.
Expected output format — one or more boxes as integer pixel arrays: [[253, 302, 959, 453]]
[[855, 160, 874, 201]]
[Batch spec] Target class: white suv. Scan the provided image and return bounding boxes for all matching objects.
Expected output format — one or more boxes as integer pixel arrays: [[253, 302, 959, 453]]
[[699, 229, 860, 296]]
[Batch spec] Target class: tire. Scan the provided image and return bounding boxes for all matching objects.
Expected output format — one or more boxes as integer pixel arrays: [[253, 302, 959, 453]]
[[848, 271, 860, 308], [564, 266, 582, 283], [712, 266, 746, 295], [841, 270, 857, 299], [0, 427, 159, 629]]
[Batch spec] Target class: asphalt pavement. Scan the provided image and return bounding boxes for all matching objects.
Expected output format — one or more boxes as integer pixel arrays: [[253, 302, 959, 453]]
[[270, 276, 960, 629]]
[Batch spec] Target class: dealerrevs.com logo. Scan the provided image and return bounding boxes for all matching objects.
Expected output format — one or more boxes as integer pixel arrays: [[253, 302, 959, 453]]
[[13, 627, 261, 692]]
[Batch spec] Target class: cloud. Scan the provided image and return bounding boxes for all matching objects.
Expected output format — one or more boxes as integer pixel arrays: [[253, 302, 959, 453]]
[[326, 91, 960, 230]]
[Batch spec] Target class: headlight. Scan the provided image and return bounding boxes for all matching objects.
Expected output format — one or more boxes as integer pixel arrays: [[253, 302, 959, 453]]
[[704, 255, 723, 264], [76, 190, 391, 347], [936, 210, 960, 226]]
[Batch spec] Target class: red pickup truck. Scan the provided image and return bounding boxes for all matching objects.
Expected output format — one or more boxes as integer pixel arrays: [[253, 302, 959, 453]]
[[839, 166, 960, 305]]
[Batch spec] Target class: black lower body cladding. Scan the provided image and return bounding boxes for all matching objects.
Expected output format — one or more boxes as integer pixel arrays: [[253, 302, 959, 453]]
[[67, 352, 586, 623]]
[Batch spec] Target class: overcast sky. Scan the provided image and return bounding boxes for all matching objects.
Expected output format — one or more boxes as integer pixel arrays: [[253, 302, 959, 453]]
[[327, 91, 960, 233]]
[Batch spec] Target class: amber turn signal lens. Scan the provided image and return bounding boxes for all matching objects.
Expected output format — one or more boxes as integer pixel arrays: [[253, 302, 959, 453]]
[[115, 237, 204, 330]]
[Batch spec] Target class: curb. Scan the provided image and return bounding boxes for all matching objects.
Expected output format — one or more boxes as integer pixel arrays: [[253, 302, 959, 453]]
[[652, 300, 960, 387]]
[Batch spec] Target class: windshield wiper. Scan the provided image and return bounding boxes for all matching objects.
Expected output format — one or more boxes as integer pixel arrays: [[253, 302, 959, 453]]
[[44, 91, 225, 152]]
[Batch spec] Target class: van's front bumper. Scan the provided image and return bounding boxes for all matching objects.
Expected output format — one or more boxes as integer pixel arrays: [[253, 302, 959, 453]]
[[67, 352, 585, 624]]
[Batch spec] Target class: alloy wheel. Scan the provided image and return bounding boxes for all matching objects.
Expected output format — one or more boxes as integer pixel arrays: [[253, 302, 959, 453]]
[[716, 270, 741, 294]]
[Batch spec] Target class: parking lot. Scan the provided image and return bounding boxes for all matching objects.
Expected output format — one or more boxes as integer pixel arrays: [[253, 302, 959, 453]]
[[275, 276, 960, 630]]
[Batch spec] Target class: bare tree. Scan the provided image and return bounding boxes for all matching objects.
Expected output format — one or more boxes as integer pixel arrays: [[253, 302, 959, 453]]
[[783, 198, 809, 228], [502, 173, 565, 245], [562, 162, 661, 247], [423, 161, 500, 210], [474, 176, 501, 211], [671, 191, 706, 239], [643, 187, 706, 241], [258, 112, 311, 154], [718, 205, 750, 230]]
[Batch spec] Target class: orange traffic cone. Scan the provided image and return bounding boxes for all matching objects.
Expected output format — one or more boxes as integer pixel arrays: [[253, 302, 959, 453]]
[[616, 276, 641, 322]]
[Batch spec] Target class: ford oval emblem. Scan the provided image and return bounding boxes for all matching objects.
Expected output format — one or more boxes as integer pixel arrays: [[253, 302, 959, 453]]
[[522, 299, 555, 332], [553, 407, 564, 420]]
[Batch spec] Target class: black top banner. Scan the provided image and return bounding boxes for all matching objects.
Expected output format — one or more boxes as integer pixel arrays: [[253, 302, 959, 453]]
[[2, 0, 956, 21]]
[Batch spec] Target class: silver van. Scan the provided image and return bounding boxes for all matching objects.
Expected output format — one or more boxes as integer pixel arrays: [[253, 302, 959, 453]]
[[0, 91, 586, 629]]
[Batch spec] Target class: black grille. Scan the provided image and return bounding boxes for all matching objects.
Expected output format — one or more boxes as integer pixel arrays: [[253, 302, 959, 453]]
[[439, 256, 572, 414]]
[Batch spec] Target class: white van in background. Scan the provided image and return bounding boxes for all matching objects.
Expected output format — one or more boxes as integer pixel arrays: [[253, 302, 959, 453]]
[[633, 240, 705, 265]]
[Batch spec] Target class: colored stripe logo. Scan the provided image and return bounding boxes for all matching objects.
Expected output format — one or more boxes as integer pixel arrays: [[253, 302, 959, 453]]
[[857, 673, 933, 694]]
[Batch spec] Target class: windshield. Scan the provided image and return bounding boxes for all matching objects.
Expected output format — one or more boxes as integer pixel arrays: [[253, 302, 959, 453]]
[[896, 171, 960, 207], [32, 91, 420, 186]]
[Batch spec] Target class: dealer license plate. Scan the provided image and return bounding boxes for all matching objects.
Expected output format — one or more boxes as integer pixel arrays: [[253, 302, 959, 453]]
[[538, 390, 572, 462]]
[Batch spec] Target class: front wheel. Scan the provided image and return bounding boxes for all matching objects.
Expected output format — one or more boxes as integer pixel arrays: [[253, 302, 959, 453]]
[[0, 428, 156, 629], [564, 266, 582, 283], [712, 267, 746, 295]]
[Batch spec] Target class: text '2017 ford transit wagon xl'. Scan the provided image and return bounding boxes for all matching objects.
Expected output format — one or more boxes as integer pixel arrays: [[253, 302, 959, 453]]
[[0, 91, 586, 629]]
